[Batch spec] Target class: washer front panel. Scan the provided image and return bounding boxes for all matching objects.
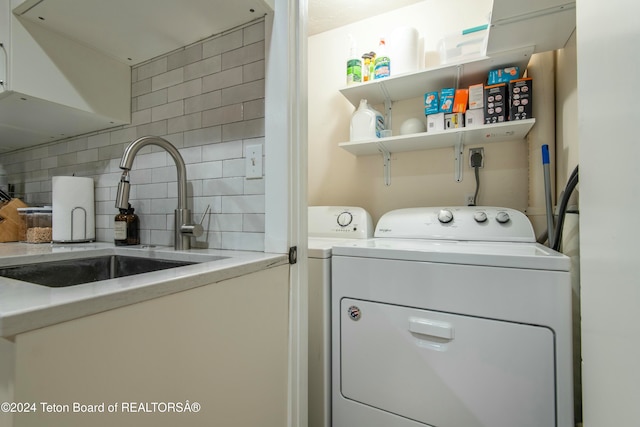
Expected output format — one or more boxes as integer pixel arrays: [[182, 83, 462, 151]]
[[332, 255, 574, 427], [340, 298, 556, 427]]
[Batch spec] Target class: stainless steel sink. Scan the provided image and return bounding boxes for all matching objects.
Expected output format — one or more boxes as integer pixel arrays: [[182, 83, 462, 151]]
[[0, 255, 200, 288]]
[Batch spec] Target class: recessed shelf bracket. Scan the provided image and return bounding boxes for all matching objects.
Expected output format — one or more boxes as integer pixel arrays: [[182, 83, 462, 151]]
[[454, 134, 464, 182], [379, 144, 392, 186], [384, 97, 392, 130], [380, 83, 392, 186], [454, 64, 462, 89], [452, 66, 465, 182], [380, 83, 392, 130]]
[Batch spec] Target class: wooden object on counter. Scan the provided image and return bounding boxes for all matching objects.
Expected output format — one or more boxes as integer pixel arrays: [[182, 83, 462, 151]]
[[0, 199, 28, 242]]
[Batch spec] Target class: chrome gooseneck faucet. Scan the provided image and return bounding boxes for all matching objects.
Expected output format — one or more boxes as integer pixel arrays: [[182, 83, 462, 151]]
[[115, 136, 202, 250]]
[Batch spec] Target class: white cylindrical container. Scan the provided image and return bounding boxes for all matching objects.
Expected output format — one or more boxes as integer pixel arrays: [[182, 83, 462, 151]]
[[388, 27, 419, 75], [52, 176, 96, 242], [350, 99, 384, 141]]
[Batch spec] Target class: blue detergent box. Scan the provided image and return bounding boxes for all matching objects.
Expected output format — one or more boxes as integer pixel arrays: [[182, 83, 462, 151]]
[[439, 88, 455, 113], [424, 91, 440, 115], [487, 66, 520, 85]]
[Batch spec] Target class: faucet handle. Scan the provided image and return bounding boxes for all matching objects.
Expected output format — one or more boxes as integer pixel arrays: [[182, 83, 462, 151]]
[[180, 205, 209, 238], [198, 204, 211, 225], [181, 223, 204, 238]]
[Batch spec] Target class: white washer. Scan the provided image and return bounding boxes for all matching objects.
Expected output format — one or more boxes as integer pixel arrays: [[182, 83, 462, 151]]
[[332, 206, 573, 427], [308, 206, 373, 427]]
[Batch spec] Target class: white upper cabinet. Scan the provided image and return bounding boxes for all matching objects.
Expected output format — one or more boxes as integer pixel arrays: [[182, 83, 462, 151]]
[[13, 0, 273, 64], [0, 0, 130, 152], [0, 0, 273, 153], [487, 0, 576, 55]]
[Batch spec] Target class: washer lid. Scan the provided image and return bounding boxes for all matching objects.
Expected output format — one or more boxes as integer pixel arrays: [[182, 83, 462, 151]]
[[332, 238, 570, 271]]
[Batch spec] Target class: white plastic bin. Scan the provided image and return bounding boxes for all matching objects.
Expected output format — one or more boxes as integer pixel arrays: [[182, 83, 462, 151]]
[[438, 24, 488, 64]]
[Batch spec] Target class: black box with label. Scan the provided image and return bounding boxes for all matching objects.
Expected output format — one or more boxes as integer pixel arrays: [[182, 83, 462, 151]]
[[509, 78, 533, 121], [484, 83, 508, 124]]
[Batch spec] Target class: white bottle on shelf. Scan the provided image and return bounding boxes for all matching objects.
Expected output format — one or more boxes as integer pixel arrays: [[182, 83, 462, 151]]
[[346, 35, 362, 85], [374, 38, 391, 79], [350, 99, 384, 141]]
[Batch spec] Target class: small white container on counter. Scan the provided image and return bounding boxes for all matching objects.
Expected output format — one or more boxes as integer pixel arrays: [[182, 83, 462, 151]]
[[52, 176, 96, 242]]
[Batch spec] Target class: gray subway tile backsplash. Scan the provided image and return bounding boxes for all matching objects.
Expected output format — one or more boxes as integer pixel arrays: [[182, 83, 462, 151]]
[[184, 56, 222, 81], [0, 19, 266, 251], [136, 57, 168, 81], [167, 44, 203, 71], [151, 68, 185, 92]]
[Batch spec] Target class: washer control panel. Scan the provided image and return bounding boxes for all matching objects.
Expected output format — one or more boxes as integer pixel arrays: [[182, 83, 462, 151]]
[[309, 206, 374, 239], [375, 206, 534, 242], [336, 211, 354, 227]]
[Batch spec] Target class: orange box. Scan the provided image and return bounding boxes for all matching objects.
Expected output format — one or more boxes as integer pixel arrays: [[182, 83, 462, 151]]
[[453, 89, 469, 113]]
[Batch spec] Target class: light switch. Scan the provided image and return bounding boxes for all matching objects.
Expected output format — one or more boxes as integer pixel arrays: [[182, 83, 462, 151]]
[[245, 144, 263, 179]]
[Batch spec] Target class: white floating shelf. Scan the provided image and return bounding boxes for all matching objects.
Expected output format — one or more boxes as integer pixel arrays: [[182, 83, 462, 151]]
[[339, 119, 536, 157], [338, 47, 534, 107], [334, 0, 575, 185]]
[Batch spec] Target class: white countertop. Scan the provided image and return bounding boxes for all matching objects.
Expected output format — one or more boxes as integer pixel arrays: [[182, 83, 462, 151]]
[[0, 242, 288, 338]]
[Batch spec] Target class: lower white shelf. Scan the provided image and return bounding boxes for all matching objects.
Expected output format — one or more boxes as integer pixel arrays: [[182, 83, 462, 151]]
[[339, 118, 536, 156]]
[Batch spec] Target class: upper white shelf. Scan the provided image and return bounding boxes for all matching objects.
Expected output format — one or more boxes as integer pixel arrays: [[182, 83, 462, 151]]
[[339, 119, 536, 156], [338, 0, 576, 108], [339, 46, 534, 107]]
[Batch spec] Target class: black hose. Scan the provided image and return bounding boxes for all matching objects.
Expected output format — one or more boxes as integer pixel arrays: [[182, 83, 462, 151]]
[[551, 165, 579, 251], [472, 166, 480, 206]]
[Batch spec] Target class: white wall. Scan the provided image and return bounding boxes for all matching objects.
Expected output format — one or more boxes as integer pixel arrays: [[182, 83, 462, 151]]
[[555, 32, 578, 192], [577, 0, 640, 424], [555, 30, 581, 422], [265, 2, 309, 427]]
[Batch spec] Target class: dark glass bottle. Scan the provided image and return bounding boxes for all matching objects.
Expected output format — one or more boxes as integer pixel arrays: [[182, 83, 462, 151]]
[[114, 203, 139, 246]]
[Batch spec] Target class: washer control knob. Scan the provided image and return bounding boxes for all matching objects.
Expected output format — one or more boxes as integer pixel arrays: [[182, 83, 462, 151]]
[[336, 211, 353, 227], [496, 211, 511, 224], [474, 211, 488, 223], [437, 209, 454, 224]]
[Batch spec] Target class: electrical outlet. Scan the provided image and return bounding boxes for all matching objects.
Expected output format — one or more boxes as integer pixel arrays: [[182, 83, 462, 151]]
[[245, 144, 263, 179], [464, 194, 476, 206], [469, 147, 484, 168]]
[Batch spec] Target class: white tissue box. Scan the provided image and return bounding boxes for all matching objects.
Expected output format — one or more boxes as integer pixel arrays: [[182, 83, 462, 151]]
[[426, 113, 445, 132]]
